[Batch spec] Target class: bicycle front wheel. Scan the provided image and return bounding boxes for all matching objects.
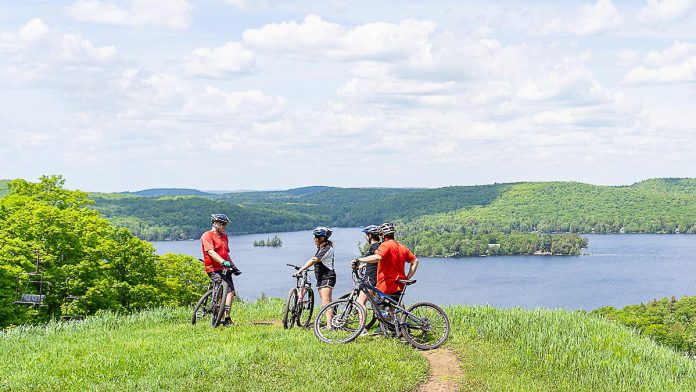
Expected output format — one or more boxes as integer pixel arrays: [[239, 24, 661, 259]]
[[313, 298, 365, 344], [296, 288, 314, 328], [400, 302, 450, 350], [283, 288, 298, 329], [210, 283, 228, 328], [339, 292, 377, 330], [192, 290, 212, 325]]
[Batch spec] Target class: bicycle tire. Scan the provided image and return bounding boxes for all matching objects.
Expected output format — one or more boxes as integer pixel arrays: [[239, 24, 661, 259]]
[[210, 282, 228, 328], [283, 288, 298, 329], [339, 292, 377, 330], [399, 302, 450, 350], [191, 289, 212, 325], [296, 288, 314, 328], [313, 298, 366, 344]]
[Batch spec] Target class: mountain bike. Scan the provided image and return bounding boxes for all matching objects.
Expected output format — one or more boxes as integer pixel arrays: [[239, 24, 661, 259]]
[[338, 265, 377, 330], [313, 268, 450, 350], [192, 261, 241, 327], [283, 264, 315, 329], [191, 280, 213, 325]]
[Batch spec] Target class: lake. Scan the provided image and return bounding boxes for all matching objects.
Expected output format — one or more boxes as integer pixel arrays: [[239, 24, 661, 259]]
[[152, 229, 696, 310]]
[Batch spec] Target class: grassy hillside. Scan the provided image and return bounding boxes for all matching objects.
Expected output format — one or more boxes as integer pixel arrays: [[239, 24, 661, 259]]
[[2, 300, 695, 391], [0, 299, 426, 391]]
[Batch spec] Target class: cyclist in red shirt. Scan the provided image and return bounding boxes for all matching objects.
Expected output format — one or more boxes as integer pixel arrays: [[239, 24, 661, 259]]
[[201, 213, 241, 327], [352, 222, 419, 302]]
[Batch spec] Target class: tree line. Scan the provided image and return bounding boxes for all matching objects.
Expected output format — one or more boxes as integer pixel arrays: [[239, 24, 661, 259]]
[[0, 176, 209, 328], [593, 295, 696, 355]]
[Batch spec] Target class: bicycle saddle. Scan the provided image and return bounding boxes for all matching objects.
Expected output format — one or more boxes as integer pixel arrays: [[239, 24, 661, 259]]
[[397, 279, 417, 285]]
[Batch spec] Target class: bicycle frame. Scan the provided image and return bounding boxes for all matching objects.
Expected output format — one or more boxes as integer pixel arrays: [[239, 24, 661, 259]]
[[347, 269, 416, 331]]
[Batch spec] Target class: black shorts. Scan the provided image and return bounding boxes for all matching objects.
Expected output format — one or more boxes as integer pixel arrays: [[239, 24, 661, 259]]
[[364, 264, 377, 287], [208, 270, 235, 292], [316, 271, 336, 289]]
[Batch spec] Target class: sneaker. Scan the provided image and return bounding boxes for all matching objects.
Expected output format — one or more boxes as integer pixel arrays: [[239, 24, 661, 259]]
[[222, 317, 233, 327], [371, 326, 383, 336]]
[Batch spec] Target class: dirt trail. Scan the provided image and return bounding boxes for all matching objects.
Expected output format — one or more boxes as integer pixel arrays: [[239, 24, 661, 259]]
[[417, 347, 463, 392]]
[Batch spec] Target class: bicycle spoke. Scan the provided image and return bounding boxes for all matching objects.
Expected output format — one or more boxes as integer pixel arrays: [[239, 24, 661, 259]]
[[401, 302, 450, 350]]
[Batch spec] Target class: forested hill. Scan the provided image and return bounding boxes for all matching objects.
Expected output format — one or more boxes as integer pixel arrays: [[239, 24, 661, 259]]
[[400, 179, 696, 256], [124, 188, 214, 197], [88, 184, 511, 240]]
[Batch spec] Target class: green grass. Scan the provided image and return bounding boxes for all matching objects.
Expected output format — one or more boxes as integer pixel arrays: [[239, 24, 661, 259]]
[[448, 306, 696, 391], [3, 300, 696, 392], [0, 298, 426, 391]]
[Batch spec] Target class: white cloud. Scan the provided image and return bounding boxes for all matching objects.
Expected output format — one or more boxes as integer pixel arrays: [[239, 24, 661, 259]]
[[67, 0, 192, 29], [0, 19, 118, 87], [18, 18, 50, 42], [542, 0, 621, 36], [624, 41, 696, 83], [242, 14, 435, 61], [185, 42, 255, 77], [636, 0, 696, 25]]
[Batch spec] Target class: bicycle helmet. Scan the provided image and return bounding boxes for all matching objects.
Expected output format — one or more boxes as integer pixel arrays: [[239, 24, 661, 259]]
[[361, 225, 380, 235], [211, 213, 230, 224], [312, 227, 333, 238], [379, 222, 396, 236]]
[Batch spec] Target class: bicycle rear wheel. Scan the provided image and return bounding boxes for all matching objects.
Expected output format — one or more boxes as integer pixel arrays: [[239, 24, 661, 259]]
[[296, 288, 314, 328], [210, 283, 228, 328], [283, 288, 298, 329], [313, 298, 365, 344], [339, 292, 377, 330], [191, 290, 212, 325], [400, 302, 450, 350]]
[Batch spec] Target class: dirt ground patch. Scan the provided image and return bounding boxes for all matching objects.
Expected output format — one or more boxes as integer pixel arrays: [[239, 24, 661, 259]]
[[417, 347, 463, 392]]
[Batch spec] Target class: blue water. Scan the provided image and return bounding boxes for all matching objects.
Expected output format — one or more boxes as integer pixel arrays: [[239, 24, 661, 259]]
[[152, 229, 696, 310]]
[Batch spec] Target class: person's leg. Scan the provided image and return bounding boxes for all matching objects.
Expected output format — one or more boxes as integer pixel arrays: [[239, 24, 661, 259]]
[[221, 273, 235, 324], [318, 286, 333, 327]]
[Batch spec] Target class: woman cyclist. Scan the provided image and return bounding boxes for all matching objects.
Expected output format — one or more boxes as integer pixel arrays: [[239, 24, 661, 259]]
[[295, 227, 336, 327]]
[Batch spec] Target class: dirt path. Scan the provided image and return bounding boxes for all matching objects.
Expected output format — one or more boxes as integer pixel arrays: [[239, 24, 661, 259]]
[[417, 348, 463, 392]]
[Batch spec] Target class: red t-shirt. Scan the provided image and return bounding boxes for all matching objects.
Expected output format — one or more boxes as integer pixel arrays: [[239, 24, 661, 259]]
[[375, 239, 417, 294], [201, 230, 230, 273]]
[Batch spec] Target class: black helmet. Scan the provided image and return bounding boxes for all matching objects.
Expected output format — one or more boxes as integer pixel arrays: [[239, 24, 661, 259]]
[[361, 225, 380, 235], [211, 213, 230, 224], [312, 227, 332, 238], [379, 222, 395, 236]]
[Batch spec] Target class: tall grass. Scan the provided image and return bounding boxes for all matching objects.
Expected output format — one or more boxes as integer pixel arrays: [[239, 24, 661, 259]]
[[448, 306, 696, 391], [1, 298, 426, 392], [4, 301, 696, 392]]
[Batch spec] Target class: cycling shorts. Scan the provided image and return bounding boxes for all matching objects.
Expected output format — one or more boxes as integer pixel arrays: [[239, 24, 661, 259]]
[[208, 270, 235, 292], [316, 270, 336, 289]]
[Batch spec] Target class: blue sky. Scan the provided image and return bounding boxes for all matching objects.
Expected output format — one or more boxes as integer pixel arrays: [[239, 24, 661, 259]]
[[1, 0, 696, 191]]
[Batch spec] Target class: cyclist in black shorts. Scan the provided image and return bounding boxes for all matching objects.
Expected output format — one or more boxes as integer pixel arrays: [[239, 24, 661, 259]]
[[295, 227, 336, 327], [357, 225, 381, 310]]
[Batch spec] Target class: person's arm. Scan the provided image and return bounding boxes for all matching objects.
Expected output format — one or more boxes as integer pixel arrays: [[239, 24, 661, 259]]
[[297, 257, 319, 273], [206, 249, 229, 264], [406, 258, 419, 279], [357, 254, 381, 264]]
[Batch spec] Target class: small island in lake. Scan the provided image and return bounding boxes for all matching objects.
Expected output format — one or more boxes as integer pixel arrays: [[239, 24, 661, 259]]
[[253, 234, 283, 247]]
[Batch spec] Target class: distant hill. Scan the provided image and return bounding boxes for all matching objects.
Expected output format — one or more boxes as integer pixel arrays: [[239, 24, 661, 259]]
[[124, 188, 214, 197], [400, 179, 696, 256]]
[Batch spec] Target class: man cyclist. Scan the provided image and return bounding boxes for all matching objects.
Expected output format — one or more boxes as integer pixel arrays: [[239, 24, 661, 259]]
[[201, 213, 241, 327], [352, 222, 419, 322]]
